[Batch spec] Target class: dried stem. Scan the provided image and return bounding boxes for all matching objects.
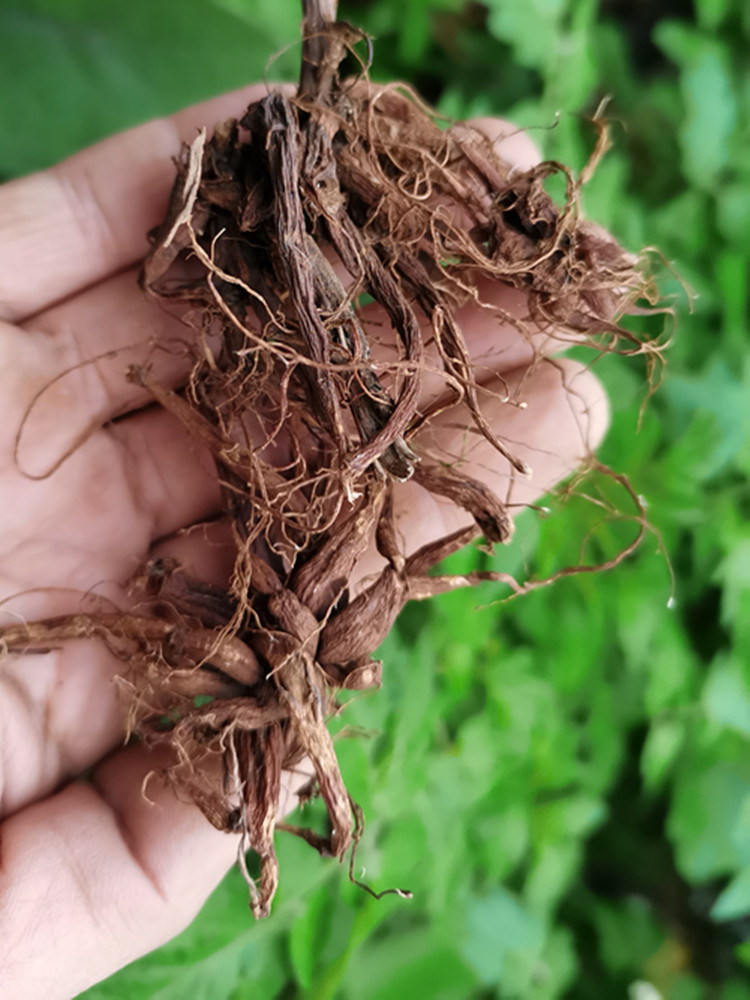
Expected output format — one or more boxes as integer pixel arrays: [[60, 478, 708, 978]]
[[299, 0, 340, 103]]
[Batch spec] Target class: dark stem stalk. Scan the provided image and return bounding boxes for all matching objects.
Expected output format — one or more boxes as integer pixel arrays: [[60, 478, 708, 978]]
[[299, 0, 340, 102]]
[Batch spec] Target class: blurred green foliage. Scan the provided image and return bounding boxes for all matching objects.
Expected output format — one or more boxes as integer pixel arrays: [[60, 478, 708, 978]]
[[3, 0, 748, 996]]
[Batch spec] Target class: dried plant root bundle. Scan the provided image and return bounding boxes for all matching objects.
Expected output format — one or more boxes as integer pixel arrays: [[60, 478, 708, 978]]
[[0, 0, 660, 917]]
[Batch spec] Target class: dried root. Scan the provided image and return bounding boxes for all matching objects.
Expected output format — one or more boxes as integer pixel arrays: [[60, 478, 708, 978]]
[[0, 0, 662, 916]]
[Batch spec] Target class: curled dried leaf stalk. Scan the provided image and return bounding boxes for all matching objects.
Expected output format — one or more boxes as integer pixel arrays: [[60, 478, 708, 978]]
[[0, 0, 662, 916]]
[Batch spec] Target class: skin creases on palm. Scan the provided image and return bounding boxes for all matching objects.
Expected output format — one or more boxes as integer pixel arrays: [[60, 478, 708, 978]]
[[0, 311, 217, 815]]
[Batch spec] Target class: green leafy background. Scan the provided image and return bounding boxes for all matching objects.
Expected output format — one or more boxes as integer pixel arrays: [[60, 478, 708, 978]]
[[3, 0, 748, 996]]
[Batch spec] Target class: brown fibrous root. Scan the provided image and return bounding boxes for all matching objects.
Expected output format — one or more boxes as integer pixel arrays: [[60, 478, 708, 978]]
[[0, 0, 663, 916]]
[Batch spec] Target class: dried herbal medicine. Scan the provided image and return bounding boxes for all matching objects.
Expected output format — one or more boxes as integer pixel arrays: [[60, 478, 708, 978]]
[[0, 0, 660, 917]]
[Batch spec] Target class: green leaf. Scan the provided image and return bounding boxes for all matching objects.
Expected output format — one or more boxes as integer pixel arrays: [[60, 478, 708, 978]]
[[714, 534, 750, 634], [532, 794, 606, 844], [343, 927, 477, 1000], [524, 840, 583, 915], [669, 760, 750, 881], [653, 24, 737, 188], [717, 186, 750, 253], [0, 0, 299, 177], [668, 975, 709, 1000], [461, 888, 545, 986], [736, 939, 750, 968], [711, 868, 750, 922], [532, 927, 578, 1000], [703, 655, 750, 737], [641, 717, 686, 791], [695, 0, 732, 30], [288, 886, 330, 989], [720, 980, 750, 1000], [485, 0, 566, 71], [474, 808, 530, 882], [664, 362, 750, 479], [592, 897, 664, 973]]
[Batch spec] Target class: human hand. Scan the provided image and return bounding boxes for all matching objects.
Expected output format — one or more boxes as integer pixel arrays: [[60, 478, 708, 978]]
[[0, 85, 608, 999]]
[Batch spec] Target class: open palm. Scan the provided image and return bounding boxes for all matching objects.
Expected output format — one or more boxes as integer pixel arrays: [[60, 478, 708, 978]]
[[0, 85, 608, 999]]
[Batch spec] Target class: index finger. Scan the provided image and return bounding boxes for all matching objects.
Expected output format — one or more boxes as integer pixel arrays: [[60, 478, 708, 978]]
[[0, 84, 279, 324]]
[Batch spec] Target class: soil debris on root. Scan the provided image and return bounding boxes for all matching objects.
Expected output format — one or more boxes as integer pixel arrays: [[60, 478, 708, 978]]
[[0, 0, 662, 917]]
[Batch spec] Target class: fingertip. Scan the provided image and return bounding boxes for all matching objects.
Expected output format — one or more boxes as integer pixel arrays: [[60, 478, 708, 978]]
[[552, 357, 611, 455], [459, 116, 542, 171], [409, 355, 612, 527]]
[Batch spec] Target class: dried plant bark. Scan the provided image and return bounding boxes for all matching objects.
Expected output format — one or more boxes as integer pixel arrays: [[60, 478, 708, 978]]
[[0, 0, 661, 917]]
